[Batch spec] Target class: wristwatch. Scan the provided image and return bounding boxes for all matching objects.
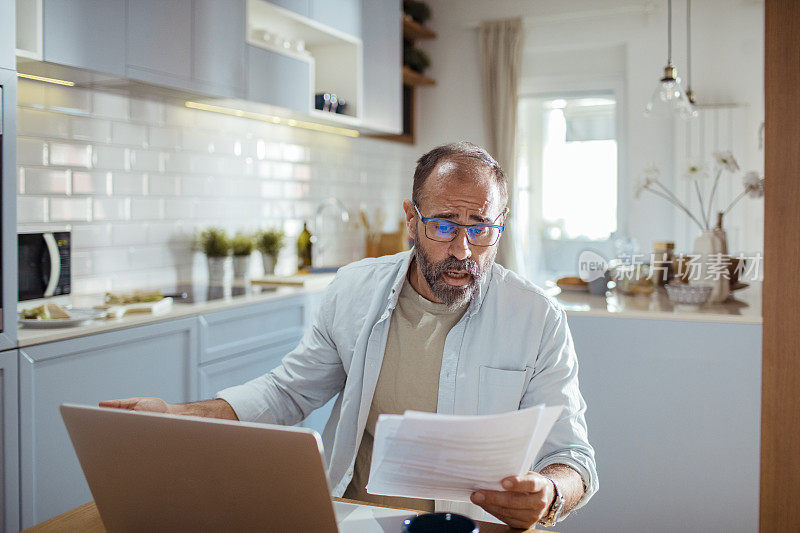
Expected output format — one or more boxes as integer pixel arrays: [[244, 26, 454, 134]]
[[538, 475, 565, 527]]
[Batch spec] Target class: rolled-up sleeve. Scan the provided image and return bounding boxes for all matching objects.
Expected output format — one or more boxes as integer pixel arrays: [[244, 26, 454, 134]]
[[216, 282, 347, 426], [523, 306, 598, 517]]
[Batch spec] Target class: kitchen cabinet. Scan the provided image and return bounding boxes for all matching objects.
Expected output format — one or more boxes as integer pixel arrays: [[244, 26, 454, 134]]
[[1, 350, 19, 533], [360, 0, 402, 133], [310, 0, 361, 38], [246, 44, 311, 113], [0, 0, 14, 71], [42, 0, 126, 76], [192, 0, 247, 98], [126, 0, 194, 90], [564, 316, 762, 533], [18, 318, 199, 529], [0, 69, 18, 351], [267, 0, 310, 17]]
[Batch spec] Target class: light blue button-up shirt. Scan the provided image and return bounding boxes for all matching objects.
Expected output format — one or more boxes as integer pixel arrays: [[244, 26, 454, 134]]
[[217, 250, 597, 519]]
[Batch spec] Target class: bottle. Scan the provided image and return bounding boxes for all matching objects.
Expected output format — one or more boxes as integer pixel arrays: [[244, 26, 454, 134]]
[[297, 222, 313, 270]]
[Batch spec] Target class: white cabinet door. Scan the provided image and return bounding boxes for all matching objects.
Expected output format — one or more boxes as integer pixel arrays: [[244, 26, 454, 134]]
[[18, 318, 199, 529], [42, 0, 127, 75], [360, 0, 402, 133], [1, 350, 19, 533], [193, 0, 247, 98]]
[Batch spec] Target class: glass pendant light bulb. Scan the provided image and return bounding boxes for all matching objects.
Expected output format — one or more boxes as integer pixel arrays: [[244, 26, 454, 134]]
[[644, 65, 694, 119]]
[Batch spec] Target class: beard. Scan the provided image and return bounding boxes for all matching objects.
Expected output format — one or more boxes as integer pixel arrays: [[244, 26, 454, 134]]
[[413, 225, 496, 310]]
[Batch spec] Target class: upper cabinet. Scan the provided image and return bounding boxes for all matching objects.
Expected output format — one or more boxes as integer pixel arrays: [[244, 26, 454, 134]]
[[360, 0, 402, 134], [193, 0, 247, 98], [1, 0, 14, 70], [310, 0, 361, 39], [14, 0, 402, 134], [126, 0, 194, 89], [42, 0, 126, 76]]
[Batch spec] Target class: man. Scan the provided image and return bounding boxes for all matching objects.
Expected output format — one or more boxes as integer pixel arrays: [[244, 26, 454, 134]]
[[102, 142, 597, 528]]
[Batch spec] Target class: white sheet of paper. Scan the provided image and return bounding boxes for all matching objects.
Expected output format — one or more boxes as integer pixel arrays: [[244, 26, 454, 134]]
[[366, 404, 563, 502]]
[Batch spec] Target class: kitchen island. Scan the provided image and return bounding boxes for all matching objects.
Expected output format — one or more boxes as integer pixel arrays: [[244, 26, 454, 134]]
[[554, 284, 761, 533]]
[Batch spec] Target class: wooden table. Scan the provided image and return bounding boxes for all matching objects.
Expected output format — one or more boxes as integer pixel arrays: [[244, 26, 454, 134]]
[[24, 497, 544, 532]]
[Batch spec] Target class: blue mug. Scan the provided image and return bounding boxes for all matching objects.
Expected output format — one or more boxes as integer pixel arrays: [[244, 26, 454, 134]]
[[402, 512, 479, 533]]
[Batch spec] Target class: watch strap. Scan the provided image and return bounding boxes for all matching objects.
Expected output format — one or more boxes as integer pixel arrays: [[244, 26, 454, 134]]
[[538, 474, 565, 527]]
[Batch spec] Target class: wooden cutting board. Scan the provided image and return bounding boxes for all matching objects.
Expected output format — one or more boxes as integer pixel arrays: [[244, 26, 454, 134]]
[[251, 273, 336, 288]]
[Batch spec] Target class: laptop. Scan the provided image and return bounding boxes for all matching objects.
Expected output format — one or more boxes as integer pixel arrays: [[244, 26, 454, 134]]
[[60, 404, 417, 532]]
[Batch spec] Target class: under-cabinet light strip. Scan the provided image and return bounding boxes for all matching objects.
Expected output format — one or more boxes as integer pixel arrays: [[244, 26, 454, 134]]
[[17, 73, 76, 86], [184, 101, 360, 138]]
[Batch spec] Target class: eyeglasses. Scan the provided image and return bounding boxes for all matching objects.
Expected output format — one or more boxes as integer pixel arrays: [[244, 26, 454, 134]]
[[412, 202, 506, 247]]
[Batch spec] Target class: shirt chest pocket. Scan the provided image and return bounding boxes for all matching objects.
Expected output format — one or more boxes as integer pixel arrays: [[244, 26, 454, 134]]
[[476, 365, 528, 415]]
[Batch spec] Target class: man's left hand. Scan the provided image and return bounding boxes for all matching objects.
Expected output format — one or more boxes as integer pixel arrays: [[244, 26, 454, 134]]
[[470, 472, 554, 529]]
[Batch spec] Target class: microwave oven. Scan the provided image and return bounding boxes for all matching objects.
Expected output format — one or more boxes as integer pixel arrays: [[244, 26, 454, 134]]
[[18, 230, 72, 301]]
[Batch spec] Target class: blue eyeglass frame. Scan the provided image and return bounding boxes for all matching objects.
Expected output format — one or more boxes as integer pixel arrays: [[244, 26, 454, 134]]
[[412, 202, 507, 247]]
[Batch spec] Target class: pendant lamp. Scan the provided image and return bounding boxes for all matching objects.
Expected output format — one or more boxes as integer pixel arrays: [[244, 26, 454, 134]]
[[644, 0, 695, 119]]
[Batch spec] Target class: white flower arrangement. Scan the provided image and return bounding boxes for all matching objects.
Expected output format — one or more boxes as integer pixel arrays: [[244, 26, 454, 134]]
[[635, 151, 764, 230]]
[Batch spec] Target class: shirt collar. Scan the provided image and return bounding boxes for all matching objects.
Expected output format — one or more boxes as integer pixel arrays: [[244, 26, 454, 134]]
[[386, 248, 493, 316]]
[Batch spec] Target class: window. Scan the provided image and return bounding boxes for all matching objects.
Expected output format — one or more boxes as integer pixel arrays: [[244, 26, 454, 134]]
[[516, 92, 621, 280]]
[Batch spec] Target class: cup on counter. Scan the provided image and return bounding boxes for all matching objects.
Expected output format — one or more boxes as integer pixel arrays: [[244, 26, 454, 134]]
[[587, 270, 612, 295], [403, 513, 479, 533]]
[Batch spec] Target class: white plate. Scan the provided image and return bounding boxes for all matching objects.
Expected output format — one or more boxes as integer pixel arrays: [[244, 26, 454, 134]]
[[18, 308, 108, 328]]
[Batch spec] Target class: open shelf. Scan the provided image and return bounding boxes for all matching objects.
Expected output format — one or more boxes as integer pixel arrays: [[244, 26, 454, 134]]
[[402, 66, 435, 87], [246, 0, 363, 123], [403, 17, 437, 40]]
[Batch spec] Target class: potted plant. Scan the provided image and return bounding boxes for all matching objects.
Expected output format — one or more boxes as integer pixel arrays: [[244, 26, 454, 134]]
[[256, 228, 285, 275], [199, 227, 230, 284], [231, 233, 254, 280]]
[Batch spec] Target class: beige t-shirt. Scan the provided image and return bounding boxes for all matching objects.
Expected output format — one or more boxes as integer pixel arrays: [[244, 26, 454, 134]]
[[343, 277, 468, 511]]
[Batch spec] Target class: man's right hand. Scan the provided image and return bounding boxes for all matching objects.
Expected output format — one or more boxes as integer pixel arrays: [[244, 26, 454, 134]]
[[98, 397, 239, 420], [99, 397, 173, 414]]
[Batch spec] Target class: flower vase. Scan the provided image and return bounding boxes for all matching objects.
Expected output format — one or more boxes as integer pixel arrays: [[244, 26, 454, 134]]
[[261, 253, 276, 275], [690, 230, 730, 303], [207, 256, 227, 285], [232, 255, 250, 280]]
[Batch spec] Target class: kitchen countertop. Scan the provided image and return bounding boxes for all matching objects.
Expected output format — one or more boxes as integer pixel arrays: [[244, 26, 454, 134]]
[[17, 276, 762, 348], [17, 283, 327, 348], [549, 281, 762, 324]]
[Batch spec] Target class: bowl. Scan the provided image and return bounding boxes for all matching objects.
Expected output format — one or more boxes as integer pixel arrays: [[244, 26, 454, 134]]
[[665, 283, 712, 305]]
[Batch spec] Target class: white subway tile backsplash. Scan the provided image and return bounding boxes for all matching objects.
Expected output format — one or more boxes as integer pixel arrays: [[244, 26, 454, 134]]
[[93, 198, 131, 221], [73, 171, 112, 196], [112, 122, 148, 147], [148, 175, 180, 196], [93, 91, 130, 120], [129, 150, 163, 172], [18, 196, 48, 223], [72, 223, 113, 248], [131, 198, 164, 220], [148, 126, 181, 149], [112, 173, 147, 196], [112, 223, 150, 246], [50, 197, 92, 222], [49, 142, 93, 168], [18, 108, 70, 138], [93, 146, 130, 171], [70, 116, 112, 143], [22, 169, 72, 195], [46, 84, 93, 115], [17, 138, 48, 166], [17, 84, 416, 292], [129, 98, 165, 124]]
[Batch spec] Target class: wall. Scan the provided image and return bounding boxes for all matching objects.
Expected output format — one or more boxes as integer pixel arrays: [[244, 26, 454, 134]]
[[419, 0, 764, 260], [16, 80, 418, 294]]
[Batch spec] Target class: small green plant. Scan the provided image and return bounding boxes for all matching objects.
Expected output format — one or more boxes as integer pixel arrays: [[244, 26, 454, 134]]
[[199, 227, 230, 257], [403, 0, 431, 24], [404, 46, 431, 73], [231, 233, 254, 256], [256, 228, 286, 259]]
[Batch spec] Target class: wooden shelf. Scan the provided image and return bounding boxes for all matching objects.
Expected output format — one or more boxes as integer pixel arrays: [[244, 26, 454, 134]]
[[403, 17, 437, 41], [402, 66, 435, 86]]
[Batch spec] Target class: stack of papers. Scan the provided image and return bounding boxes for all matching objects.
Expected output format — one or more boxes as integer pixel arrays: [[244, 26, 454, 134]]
[[366, 405, 563, 502]]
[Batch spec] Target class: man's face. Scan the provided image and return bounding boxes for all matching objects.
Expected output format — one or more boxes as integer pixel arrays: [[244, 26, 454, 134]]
[[406, 159, 506, 309]]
